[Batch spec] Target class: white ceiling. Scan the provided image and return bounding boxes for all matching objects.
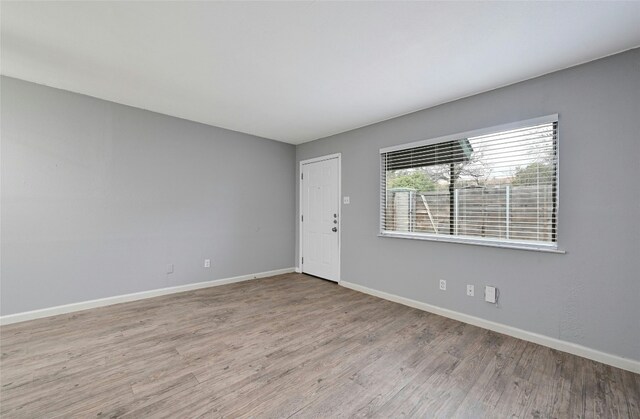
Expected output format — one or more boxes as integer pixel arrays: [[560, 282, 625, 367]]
[[2, 2, 640, 144]]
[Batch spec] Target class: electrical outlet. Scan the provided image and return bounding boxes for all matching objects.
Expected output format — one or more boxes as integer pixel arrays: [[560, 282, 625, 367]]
[[439, 279, 447, 291], [485, 286, 497, 303], [343, 196, 350, 205], [167, 264, 174, 274], [204, 259, 211, 268], [466, 285, 474, 297]]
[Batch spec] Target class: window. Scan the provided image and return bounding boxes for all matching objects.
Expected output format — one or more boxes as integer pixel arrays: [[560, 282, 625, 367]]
[[380, 115, 559, 251]]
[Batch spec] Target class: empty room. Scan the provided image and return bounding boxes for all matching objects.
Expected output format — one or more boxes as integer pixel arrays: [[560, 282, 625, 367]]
[[1, 1, 639, 417]]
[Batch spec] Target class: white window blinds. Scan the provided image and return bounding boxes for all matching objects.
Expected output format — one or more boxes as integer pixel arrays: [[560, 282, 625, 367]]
[[380, 116, 558, 249]]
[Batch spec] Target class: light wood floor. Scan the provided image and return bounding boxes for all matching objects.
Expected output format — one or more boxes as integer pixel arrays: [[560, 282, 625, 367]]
[[1, 273, 638, 418]]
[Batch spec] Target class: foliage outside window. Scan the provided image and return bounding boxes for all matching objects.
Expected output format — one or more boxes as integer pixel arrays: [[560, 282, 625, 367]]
[[380, 116, 558, 250]]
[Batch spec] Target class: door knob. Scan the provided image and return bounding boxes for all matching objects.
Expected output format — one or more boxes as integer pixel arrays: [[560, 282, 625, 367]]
[[332, 227, 338, 232]]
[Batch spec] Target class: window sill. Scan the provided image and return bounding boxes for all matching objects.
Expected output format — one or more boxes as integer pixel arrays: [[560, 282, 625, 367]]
[[378, 231, 566, 254]]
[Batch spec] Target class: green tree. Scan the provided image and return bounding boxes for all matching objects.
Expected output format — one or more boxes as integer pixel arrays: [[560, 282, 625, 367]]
[[512, 162, 554, 186], [388, 171, 436, 192]]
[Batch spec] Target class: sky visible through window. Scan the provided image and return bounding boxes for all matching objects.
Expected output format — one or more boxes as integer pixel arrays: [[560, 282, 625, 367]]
[[462, 123, 555, 183], [385, 123, 555, 189]]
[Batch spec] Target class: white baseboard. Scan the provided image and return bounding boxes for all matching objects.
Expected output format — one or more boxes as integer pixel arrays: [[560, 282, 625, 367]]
[[0, 268, 295, 326], [340, 280, 640, 374]]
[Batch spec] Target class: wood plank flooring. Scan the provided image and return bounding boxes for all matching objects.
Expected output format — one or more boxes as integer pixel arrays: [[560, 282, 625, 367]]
[[1, 273, 638, 418]]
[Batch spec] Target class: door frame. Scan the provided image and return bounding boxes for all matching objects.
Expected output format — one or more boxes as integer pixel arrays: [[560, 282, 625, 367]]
[[299, 153, 342, 283]]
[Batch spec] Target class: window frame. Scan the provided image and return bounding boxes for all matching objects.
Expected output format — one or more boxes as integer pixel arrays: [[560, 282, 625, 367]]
[[379, 114, 563, 253]]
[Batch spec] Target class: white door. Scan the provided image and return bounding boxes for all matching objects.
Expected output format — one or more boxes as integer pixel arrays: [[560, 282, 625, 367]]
[[301, 156, 340, 282]]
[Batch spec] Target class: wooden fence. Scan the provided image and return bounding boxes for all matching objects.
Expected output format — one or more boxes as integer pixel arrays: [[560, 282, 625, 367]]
[[386, 185, 555, 242]]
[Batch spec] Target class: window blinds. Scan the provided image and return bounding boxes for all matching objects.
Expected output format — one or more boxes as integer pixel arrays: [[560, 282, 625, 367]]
[[380, 118, 558, 248]]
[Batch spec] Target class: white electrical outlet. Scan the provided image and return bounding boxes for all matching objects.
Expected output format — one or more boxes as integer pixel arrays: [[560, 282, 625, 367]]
[[485, 286, 497, 303], [439, 279, 447, 291], [167, 264, 174, 274], [204, 259, 211, 268], [343, 196, 350, 205], [466, 285, 474, 297]]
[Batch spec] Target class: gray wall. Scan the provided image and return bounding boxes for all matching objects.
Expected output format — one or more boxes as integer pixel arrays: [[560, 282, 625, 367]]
[[1, 76, 295, 316], [296, 49, 640, 361]]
